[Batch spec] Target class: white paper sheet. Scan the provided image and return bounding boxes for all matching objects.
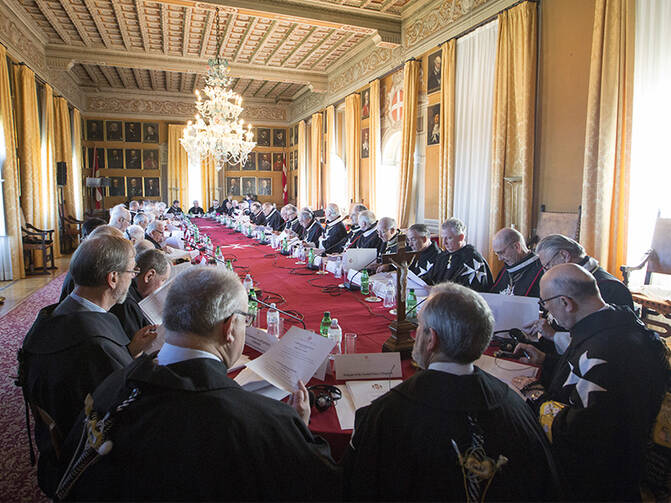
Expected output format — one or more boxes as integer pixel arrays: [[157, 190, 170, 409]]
[[245, 326, 279, 353], [479, 292, 540, 333], [245, 327, 335, 393], [138, 277, 175, 325], [334, 385, 356, 430], [234, 367, 290, 400], [169, 260, 192, 279], [474, 354, 539, 398], [227, 354, 251, 373], [334, 353, 402, 380], [345, 380, 403, 411]]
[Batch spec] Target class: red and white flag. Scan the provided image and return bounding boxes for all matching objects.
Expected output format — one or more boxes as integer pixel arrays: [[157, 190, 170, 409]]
[[92, 146, 103, 209], [282, 155, 288, 204]]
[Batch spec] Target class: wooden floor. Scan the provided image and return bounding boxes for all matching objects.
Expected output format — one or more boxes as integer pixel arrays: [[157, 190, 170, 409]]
[[0, 256, 71, 317]]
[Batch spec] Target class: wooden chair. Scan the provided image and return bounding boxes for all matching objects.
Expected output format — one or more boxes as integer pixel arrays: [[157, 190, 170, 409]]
[[61, 215, 83, 253], [22, 224, 56, 275], [529, 205, 581, 249], [621, 215, 671, 336]]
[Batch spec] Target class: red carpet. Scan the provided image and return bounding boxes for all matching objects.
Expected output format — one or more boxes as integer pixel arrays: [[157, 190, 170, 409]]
[[0, 274, 65, 502]]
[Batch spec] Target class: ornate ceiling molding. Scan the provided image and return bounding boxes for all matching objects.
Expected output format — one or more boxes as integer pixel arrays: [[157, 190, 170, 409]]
[[290, 90, 326, 123]]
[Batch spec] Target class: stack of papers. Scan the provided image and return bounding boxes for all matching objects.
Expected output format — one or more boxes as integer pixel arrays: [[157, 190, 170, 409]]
[[334, 380, 402, 430], [479, 293, 539, 333], [475, 354, 539, 398], [138, 277, 175, 325]]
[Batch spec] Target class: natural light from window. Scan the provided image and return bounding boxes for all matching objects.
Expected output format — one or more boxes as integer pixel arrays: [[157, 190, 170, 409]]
[[377, 131, 402, 221], [329, 154, 348, 212]]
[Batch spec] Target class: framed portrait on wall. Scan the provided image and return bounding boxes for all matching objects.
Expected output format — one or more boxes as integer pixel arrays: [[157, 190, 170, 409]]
[[127, 177, 143, 197], [361, 89, 370, 119], [107, 148, 124, 169], [427, 104, 440, 145], [88, 147, 105, 170], [258, 177, 272, 195], [242, 177, 257, 196], [106, 121, 123, 141], [257, 128, 270, 147], [273, 129, 286, 147], [126, 149, 141, 170], [427, 50, 442, 94], [227, 177, 241, 196], [143, 123, 159, 143], [273, 152, 285, 171], [242, 153, 256, 170], [143, 150, 159, 170], [144, 177, 160, 197], [294, 125, 298, 145], [361, 128, 370, 158], [109, 177, 125, 197], [125, 122, 141, 142], [258, 152, 271, 171], [86, 120, 103, 141]]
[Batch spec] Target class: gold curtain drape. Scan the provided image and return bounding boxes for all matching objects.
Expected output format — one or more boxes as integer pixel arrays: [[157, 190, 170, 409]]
[[368, 79, 381, 214], [201, 156, 215, 209], [297, 120, 307, 208], [310, 112, 323, 208], [54, 97, 75, 220], [42, 84, 60, 257], [581, 0, 634, 275], [439, 39, 457, 226], [71, 108, 83, 219], [489, 1, 538, 268], [345, 94, 361, 205], [397, 60, 420, 228], [324, 105, 335, 206], [168, 125, 189, 206], [0, 47, 24, 278]]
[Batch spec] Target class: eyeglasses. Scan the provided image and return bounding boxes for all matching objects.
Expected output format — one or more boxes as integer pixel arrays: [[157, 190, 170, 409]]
[[228, 310, 255, 327], [541, 251, 561, 271], [538, 294, 570, 309], [493, 242, 512, 259], [121, 268, 141, 277]]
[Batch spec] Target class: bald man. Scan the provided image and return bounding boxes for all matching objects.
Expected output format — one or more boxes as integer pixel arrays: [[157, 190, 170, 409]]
[[490, 227, 543, 297], [513, 264, 668, 501]]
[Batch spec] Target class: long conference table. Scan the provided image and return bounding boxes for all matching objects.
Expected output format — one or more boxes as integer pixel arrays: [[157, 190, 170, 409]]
[[191, 217, 417, 460]]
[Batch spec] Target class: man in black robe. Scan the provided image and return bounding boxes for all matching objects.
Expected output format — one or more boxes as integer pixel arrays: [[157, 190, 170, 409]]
[[57, 267, 339, 501], [353, 210, 382, 250], [299, 207, 323, 247], [405, 223, 442, 279], [490, 227, 543, 297], [318, 203, 347, 253], [282, 204, 304, 237], [110, 249, 171, 340], [334, 203, 367, 252], [375, 217, 400, 260], [187, 200, 205, 216], [262, 202, 284, 231], [144, 219, 166, 250], [166, 200, 183, 216], [250, 202, 266, 226], [207, 199, 220, 214], [18, 235, 157, 496], [343, 282, 562, 501], [513, 264, 668, 501], [59, 217, 106, 302], [425, 218, 492, 292]]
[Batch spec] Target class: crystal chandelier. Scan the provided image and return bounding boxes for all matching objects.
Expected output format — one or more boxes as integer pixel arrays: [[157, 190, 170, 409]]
[[180, 10, 255, 170]]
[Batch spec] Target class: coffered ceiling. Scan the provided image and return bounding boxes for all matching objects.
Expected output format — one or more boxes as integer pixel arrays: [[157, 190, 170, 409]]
[[9, 0, 410, 102]]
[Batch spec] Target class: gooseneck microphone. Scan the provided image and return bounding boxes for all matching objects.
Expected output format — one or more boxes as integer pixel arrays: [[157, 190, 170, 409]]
[[249, 292, 306, 329]]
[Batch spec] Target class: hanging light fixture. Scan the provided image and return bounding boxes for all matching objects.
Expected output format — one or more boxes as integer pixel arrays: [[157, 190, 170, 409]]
[[180, 9, 255, 170]]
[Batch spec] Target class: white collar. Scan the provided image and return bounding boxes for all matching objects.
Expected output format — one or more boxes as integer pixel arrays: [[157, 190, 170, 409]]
[[157, 342, 222, 366], [428, 361, 474, 375], [326, 215, 344, 227], [70, 293, 107, 313], [266, 208, 277, 219], [507, 253, 539, 273], [306, 220, 318, 232], [362, 225, 378, 237]]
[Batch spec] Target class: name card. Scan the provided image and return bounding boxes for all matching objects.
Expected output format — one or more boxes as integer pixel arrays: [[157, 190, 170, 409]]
[[334, 352, 403, 380], [245, 326, 279, 354]]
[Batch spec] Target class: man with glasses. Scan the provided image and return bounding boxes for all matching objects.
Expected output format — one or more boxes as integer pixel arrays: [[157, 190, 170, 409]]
[[490, 227, 543, 297], [19, 235, 158, 495], [58, 267, 340, 501], [108, 204, 132, 233], [512, 264, 668, 501]]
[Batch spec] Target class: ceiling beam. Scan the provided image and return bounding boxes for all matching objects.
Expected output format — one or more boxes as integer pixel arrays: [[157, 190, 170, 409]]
[[34, 0, 71, 45], [231, 17, 256, 63], [180, 72, 189, 93], [98, 65, 119, 87], [199, 10, 213, 58], [132, 68, 145, 89], [59, 0, 92, 46], [135, 0, 150, 52], [161, 3, 169, 54], [379, 0, 397, 13], [149, 70, 159, 90], [262, 24, 295, 65], [281, 27, 315, 66], [182, 6, 192, 56], [240, 79, 254, 96], [47, 45, 329, 91], [111, 1, 132, 51], [295, 28, 335, 69], [82, 0, 112, 48], [217, 13, 237, 58], [81, 64, 100, 86], [246, 19, 277, 63], [116, 67, 133, 88], [310, 31, 353, 70]]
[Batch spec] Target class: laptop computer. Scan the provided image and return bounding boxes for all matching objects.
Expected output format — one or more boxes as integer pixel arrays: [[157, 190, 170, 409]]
[[343, 248, 378, 273]]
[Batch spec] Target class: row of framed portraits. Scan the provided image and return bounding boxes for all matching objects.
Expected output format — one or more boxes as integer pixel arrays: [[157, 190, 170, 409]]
[[88, 147, 159, 170], [226, 176, 273, 196], [107, 177, 160, 198], [230, 151, 287, 171], [87, 120, 159, 143]]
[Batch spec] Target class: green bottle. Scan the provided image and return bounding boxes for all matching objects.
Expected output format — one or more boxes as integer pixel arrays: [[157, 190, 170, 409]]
[[360, 269, 370, 295], [320, 311, 332, 337], [282, 237, 288, 253], [226, 259, 234, 271], [248, 290, 258, 320], [308, 248, 315, 267], [406, 288, 417, 320]]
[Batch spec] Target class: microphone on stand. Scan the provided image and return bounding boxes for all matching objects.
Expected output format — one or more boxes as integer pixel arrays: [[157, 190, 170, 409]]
[[343, 258, 380, 291], [249, 292, 306, 329]]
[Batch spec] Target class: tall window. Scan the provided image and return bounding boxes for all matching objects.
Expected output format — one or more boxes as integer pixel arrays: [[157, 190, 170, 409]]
[[626, 0, 671, 287], [377, 131, 402, 220], [329, 154, 348, 212]]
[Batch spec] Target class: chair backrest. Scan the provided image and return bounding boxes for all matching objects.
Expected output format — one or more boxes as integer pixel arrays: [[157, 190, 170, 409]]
[[648, 217, 671, 275], [532, 205, 581, 246]]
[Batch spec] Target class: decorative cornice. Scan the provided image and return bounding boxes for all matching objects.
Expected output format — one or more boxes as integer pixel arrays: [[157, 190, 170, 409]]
[[290, 91, 326, 123]]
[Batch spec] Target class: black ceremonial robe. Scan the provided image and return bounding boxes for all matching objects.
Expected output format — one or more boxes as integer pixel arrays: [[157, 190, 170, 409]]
[[319, 218, 348, 252], [284, 217, 304, 237], [578, 255, 634, 309], [264, 209, 284, 231], [303, 219, 324, 247], [343, 368, 562, 501], [378, 231, 400, 259], [62, 357, 340, 501], [144, 234, 162, 250], [491, 252, 543, 297], [166, 206, 183, 216], [538, 306, 667, 501], [334, 225, 361, 253], [408, 242, 442, 280], [354, 225, 382, 251], [426, 244, 493, 292], [58, 270, 75, 302], [19, 297, 133, 494], [251, 210, 266, 226], [109, 280, 150, 341], [188, 206, 204, 216]]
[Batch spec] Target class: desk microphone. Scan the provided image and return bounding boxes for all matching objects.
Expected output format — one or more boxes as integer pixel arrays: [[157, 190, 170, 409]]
[[249, 292, 306, 329], [342, 258, 379, 291]]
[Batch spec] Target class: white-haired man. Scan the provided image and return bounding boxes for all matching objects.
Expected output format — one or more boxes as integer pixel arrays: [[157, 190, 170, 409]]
[[250, 201, 266, 226], [282, 204, 303, 237], [298, 208, 323, 247], [132, 212, 151, 230], [128, 200, 140, 219], [353, 210, 382, 251], [490, 227, 542, 297], [335, 203, 367, 252], [426, 218, 492, 292], [109, 204, 131, 233], [262, 202, 284, 231], [374, 218, 400, 272], [125, 224, 145, 245], [343, 282, 561, 500], [188, 200, 205, 216], [58, 268, 339, 501], [318, 203, 347, 252], [145, 220, 166, 250], [406, 223, 441, 279]]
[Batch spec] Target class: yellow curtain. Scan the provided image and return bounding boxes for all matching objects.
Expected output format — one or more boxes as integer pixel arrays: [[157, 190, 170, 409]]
[[297, 120, 307, 208], [310, 112, 323, 208], [581, 0, 634, 275], [368, 79, 381, 214], [201, 155, 215, 209], [324, 105, 335, 206], [345, 93, 361, 204], [0, 47, 24, 279], [168, 125, 189, 206], [42, 84, 60, 257], [489, 1, 538, 268], [397, 60, 420, 228], [71, 108, 83, 219], [54, 97, 75, 220], [439, 39, 457, 226]]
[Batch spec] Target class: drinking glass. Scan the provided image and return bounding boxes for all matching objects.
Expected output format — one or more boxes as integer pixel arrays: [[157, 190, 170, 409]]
[[344, 333, 358, 354]]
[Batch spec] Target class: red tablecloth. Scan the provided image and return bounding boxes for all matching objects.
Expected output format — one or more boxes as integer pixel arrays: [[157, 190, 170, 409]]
[[192, 218, 417, 460]]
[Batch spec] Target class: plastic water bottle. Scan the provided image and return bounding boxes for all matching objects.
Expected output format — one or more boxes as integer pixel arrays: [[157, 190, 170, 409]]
[[383, 280, 395, 308], [334, 256, 343, 279], [243, 274, 253, 293], [267, 303, 280, 338], [320, 311, 332, 337], [328, 318, 342, 355], [308, 248, 315, 267], [361, 269, 370, 295], [406, 288, 417, 321]]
